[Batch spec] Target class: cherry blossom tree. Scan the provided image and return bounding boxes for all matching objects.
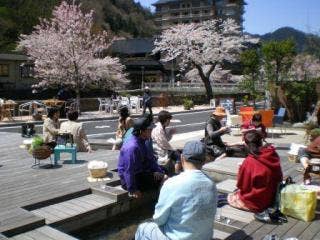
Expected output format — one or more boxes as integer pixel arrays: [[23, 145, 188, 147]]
[[153, 19, 257, 100], [18, 1, 127, 110], [289, 54, 320, 121]]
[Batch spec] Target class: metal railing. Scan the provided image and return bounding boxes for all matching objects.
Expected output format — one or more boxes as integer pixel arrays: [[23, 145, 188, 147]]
[[141, 82, 265, 94]]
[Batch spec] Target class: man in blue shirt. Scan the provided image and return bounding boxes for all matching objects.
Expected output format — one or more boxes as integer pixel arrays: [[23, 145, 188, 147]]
[[135, 140, 217, 240], [118, 115, 165, 199]]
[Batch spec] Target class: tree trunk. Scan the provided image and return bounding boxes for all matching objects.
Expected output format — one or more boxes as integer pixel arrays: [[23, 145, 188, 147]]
[[277, 85, 293, 121], [75, 87, 81, 113], [195, 64, 215, 101]]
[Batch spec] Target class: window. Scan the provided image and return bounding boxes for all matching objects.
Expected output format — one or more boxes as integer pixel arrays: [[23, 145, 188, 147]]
[[0, 64, 9, 77], [20, 64, 35, 78]]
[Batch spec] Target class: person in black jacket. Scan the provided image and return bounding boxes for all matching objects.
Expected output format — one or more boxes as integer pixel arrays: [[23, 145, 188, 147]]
[[142, 86, 152, 115], [205, 106, 232, 160]]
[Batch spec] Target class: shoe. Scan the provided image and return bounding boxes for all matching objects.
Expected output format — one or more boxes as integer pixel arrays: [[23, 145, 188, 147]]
[[217, 193, 229, 207], [254, 210, 272, 223]]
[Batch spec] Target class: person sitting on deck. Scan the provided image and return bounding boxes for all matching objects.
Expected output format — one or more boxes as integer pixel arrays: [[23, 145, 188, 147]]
[[112, 105, 134, 150], [59, 110, 92, 152], [227, 130, 283, 213], [152, 110, 182, 176], [298, 128, 320, 184], [204, 106, 233, 160], [241, 113, 267, 139], [135, 140, 217, 240], [118, 115, 167, 199], [43, 107, 60, 149]]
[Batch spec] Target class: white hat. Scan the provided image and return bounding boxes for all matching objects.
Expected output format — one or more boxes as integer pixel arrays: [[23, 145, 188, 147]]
[[144, 86, 149, 90]]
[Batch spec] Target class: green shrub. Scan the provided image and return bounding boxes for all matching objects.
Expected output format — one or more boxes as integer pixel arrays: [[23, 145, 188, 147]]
[[183, 98, 194, 110], [310, 128, 320, 138]]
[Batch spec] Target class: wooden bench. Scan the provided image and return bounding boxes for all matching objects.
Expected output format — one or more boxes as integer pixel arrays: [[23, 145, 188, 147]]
[[203, 157, 244, 182]]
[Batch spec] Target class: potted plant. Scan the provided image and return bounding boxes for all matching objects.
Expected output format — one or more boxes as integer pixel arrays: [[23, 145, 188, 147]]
[[183, 98, 194, 110]]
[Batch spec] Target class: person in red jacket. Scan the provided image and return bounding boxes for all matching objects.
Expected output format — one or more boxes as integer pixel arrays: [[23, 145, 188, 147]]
[[227, 130, 283, 213]]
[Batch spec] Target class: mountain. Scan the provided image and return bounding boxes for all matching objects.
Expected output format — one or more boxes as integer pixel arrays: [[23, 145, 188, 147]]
[[0, 0, 158, 52], [259, 27, 320, 53]]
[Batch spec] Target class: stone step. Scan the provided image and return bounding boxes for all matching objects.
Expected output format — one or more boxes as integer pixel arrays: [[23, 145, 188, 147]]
[[9, 226, 77, 240]]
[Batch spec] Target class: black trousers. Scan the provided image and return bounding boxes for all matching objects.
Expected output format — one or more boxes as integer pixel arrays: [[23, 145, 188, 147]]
[[143, 104, 153, 115], [121, 172, 162, 192]]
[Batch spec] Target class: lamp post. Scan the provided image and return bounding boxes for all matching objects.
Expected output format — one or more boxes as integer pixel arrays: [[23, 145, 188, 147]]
[[141, 66, 145, 89]]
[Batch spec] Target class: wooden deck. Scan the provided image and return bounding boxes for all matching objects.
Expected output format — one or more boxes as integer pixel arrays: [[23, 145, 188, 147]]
[[208, 150, 320, 240], [1, 131, 320, 239], [0, 132, 121, 238]]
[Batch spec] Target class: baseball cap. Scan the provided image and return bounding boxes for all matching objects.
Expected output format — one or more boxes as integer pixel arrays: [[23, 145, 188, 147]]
[[133, 116, 155, 132], [182, 140, 206, 164]]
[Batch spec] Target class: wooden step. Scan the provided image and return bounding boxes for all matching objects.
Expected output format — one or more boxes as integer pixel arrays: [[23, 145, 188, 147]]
[[91, 185, 128, 202], [214, 204, 254, 236], [217, 179, 237, 194], [203, 157, 244, 182], [212, 229, 231, 240], [10, 226, 77, 240], [31, 194, 116, 225], [0, 208, 45, 237]]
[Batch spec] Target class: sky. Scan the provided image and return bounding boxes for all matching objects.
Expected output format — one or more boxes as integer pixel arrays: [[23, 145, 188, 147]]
[[135, 0, 320, 35]]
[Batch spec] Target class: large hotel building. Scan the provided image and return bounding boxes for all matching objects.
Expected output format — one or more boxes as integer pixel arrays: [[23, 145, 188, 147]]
[[153, 0, 245, 29]]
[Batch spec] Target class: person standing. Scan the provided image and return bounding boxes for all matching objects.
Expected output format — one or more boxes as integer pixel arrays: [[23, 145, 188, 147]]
[[135, 140, 217, 240], [142, 86, 152, 115]]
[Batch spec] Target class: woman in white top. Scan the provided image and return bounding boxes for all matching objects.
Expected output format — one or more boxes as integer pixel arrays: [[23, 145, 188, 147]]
[[60, 110, 91, 152], [152, 110, 181, 175], [43, 107, 60, 149]]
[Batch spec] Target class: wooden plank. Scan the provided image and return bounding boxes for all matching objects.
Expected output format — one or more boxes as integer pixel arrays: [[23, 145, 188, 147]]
[[246, 222, 279, 240], [217, 179, 237, 193], [68, 199, 95, 211], [75, 195, 106, 208], [23, 228, 55, 240], [31, 209, 59, 224], [44, 204, 75, 219], [10, 234, 35, 240], [213, 229, 231, 240], [220, 205, 254, 223], [298, 219, 320, 240], [0, 209, 45, 237], [36, 226, 78, 240], [226, 220, 264, 240], [268, 217, 298, 238], [282, 221, 311, 239]]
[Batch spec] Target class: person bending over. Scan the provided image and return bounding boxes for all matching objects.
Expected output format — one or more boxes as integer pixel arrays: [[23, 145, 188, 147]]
[[118, 116, 166, 199], [135, 140, 217, 240]]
